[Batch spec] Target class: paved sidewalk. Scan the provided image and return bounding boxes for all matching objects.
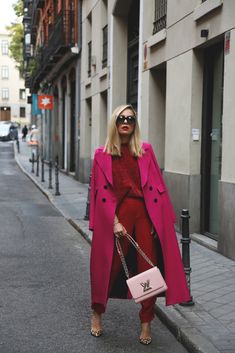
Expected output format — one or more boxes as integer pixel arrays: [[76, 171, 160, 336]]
[[14, 141, 235, 353]]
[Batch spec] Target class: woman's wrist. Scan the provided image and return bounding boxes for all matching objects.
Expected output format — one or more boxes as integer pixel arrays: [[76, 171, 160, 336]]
[[114, 215, 119, 225]]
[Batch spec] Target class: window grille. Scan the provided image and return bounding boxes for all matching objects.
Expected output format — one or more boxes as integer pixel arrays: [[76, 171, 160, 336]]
[[19, 89, 26, 100], [102, 25, 108, 69], [1, 66, 9, 79], [20, 107, 26, 118], [88, 41, 92, 77], [1, 40, 9, 55], [2, 88, 9, 100], [153, 0, 167, 35]]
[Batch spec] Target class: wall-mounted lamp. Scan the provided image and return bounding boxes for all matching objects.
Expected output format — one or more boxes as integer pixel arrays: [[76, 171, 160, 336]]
[[201, 29, 209, 38]]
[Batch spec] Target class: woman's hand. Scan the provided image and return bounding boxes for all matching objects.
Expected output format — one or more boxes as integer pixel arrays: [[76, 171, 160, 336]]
[[113, 222, 127, 238]]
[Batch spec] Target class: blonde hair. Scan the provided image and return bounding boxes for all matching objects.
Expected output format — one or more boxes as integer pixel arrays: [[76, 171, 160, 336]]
[[104, 104, 143, 157]]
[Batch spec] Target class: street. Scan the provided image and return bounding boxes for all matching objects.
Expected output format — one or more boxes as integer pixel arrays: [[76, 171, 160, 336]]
[[0, 142, 188, 353]]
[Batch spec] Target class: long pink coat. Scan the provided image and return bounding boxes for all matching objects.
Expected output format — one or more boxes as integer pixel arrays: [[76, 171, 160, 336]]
[[89, 142, 190, 307]]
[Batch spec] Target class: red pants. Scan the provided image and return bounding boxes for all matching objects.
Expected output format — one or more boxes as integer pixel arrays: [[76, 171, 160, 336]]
[[93, 198, 157, 323]]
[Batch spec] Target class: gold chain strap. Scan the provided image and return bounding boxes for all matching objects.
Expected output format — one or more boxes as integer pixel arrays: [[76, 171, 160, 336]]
[[115, 233, 155, 279]]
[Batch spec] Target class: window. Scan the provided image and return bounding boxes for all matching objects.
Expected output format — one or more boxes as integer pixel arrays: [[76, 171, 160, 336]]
[[102, 25, 108, 68], [88, 41, 92, 77], [2, 88, 9, 100], [1, 66, 9, 79], [19, 89, 26, 100], [153, 0, 167, 35], [20, 107, 26, 118], [1, 40, 9, 55]]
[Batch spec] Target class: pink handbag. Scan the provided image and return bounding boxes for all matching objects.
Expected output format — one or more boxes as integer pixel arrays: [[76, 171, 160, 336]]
[[116, 233, 168, 303]]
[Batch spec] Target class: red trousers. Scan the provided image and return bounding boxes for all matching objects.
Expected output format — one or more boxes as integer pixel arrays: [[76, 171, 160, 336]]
[[93, 197, 157, 323]]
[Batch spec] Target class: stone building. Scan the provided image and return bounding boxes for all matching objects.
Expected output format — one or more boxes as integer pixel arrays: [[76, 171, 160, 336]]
[[0, 32, 30, 125], [24, 0, 235, 260], [24, 0, 81, 174], [80, 0, 235, 260]]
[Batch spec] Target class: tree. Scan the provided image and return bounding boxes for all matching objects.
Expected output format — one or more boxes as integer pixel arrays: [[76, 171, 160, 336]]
[[7, 0, 24, 76]]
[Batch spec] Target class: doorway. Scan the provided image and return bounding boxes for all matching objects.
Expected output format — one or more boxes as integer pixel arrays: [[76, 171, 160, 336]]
[[201, 42, 224, 239], [61, 76, 67, 170], [69, 70, 76, 173], [0, 107, 10, 121]]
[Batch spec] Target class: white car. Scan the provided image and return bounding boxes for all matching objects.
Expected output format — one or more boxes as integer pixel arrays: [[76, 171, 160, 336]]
[[0, 121, 18, 141]]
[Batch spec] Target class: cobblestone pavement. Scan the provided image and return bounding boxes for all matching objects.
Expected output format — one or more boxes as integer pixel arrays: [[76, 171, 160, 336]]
[[15, 140, 235, 353]]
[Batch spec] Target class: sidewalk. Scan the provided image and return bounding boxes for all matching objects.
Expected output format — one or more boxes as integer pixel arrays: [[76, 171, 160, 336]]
[[14, 141, 235, 353]]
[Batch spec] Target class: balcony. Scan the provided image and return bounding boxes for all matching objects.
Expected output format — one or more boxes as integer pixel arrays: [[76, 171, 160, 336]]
[[29, 10, 77, 91], [31, 0, 45, 28]]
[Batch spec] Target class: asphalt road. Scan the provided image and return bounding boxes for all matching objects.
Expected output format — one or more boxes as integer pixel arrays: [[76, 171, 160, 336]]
[[0, 142, 188, 353]]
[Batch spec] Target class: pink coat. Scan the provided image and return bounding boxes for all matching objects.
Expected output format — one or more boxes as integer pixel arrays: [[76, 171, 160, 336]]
[[89, 142, 190, 306]]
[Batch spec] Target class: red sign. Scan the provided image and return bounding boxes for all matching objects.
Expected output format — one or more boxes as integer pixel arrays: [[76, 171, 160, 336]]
[[38, 95, 54, 110]]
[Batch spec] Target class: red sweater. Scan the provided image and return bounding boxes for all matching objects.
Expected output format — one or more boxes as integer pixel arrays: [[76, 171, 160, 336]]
[[112, 144, 143, 206]]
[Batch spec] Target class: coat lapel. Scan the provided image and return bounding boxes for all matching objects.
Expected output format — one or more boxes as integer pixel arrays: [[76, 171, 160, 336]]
[[95, 149, 113, 186], [138, 145, 151, 188]]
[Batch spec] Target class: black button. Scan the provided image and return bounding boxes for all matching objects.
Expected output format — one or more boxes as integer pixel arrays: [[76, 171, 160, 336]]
[[154, 198, 158, 203], [149, 186, 153, 191], [102, 198, 106, 202], [104, 185, 108, 189]]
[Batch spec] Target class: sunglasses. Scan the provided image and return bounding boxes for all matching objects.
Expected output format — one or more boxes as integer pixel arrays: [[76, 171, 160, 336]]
[[116, 115, 136, 125]]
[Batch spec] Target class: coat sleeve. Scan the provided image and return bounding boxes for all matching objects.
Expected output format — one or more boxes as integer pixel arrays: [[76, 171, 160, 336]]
[[89, 154, 97, 231], [148, 144, 177, 224]]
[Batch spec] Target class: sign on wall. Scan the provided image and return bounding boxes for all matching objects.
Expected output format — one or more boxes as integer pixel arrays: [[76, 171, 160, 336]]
[[38, 95, 54, 110]]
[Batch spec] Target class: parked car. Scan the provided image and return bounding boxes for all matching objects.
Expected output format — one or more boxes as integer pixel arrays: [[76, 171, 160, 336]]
[[0, 121, 18, 141]]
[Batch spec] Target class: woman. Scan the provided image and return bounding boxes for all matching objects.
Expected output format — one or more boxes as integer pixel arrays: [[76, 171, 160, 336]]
[[89, 104, 190, 345]]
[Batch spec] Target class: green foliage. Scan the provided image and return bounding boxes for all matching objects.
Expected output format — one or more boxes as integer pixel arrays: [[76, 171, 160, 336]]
[[7, 0, 24, 76], [13, 0, 24, 17]]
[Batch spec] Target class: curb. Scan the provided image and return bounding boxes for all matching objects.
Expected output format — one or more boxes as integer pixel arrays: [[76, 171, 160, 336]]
[[155, 303, 220, 353]]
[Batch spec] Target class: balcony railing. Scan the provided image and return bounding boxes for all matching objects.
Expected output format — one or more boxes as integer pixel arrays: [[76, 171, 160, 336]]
[[29, 9, 77, 91], [153, 0, 167, 35]]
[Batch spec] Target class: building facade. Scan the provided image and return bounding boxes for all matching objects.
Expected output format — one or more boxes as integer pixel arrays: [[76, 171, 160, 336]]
[[24, 0, 81, 175], [80, 0, 235, 261], [24, 0, 235, 260], [0, 32, 31, 125]]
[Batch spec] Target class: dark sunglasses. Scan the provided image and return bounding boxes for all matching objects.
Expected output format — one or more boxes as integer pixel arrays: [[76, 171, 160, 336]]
[[116, 115, 136, 125]]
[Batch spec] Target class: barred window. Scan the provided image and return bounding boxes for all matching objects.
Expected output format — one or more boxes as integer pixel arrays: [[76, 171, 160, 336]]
[[1, 66, 9, 79], [102, 25, 108, 69], [2, 88, 9, 100], [20, 107, 26, 118], [19, 89, 26, 100], [88, 41, 92, 77], [1, 40, 9, 55], [153, 0, 167, 35]]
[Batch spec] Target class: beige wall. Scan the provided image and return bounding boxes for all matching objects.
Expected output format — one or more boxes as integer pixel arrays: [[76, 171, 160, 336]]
[[0, 32, 31, 125], [221, 29, 235, 183], [165, 51, 192, 174]]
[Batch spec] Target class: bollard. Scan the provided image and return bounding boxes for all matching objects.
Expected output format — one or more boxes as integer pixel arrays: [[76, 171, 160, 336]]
[[180, 209, 195, 306], [41, 157, 45, 182], [84, 174, 92, 220], [48, 160, 53, 189], [16, 139, 20, 153], [55, 156, 61, 196], [36, 155, 39, 177], [31, 152, 35, 173]]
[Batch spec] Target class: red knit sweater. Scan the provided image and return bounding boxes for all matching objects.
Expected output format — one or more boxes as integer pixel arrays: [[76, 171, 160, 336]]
[[112, 144, 143, 207]]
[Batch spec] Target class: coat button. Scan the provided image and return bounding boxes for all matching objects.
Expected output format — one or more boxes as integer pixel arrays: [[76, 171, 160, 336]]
[[104, 185, 108, 189], [102, 198, 106, 202], [149, 186, 153, 191], [153, 198, 158, 203]]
